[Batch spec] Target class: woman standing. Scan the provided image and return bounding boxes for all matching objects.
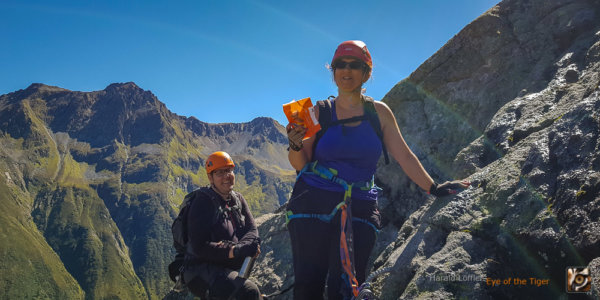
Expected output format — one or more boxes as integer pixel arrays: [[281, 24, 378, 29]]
[[285, 40, 469, 300]]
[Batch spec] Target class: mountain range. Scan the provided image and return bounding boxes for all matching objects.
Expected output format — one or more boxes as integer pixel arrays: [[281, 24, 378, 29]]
[[0, 82, 295, 299]]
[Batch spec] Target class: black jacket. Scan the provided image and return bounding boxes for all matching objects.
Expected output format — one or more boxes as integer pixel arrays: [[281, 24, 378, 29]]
[[186, 187, 258, 269]]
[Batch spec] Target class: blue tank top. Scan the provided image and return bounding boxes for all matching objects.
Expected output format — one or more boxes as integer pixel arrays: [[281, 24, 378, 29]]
[[301, 100, 382, 201]]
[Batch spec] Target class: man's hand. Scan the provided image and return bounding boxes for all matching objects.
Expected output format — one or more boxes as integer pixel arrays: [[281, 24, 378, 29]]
[[232, 239, 261, 258]]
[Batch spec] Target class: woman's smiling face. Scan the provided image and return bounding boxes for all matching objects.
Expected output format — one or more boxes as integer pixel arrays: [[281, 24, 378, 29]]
[[333, 58, 370, 93]]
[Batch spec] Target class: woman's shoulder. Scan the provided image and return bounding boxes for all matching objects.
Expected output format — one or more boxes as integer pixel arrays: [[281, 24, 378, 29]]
[[369, 98, 388, 108], [371, 99, 392, 116], [370, 99, 395, 129]]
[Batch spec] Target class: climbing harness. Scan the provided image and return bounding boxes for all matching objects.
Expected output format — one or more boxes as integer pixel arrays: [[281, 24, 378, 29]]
[[286, 161, 382, 298]]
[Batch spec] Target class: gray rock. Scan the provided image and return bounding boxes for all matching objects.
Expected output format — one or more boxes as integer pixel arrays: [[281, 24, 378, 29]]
[[589, 257, 600, 297], [253, 213, 294, 299]]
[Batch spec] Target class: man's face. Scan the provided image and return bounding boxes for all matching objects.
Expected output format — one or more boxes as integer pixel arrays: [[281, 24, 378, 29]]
[[209, 167, 235, 195]]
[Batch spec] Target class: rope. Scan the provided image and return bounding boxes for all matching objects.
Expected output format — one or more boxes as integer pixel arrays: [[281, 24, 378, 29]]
[[352, 266, 393, 300]]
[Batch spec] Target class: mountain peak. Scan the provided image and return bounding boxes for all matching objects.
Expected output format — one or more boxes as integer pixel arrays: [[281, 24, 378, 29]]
[[25, 83, 69, 93], [102, 82, 160, 108], [248, 116, 280, 127], [104, 82, 142, 92]]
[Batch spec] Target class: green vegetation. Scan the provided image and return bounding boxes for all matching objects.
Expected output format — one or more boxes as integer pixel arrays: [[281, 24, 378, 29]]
[[0, 179, 85, 299], [56, 153, 91, 188], [32, 185, 148, 300], [20, 100, 61, 180], [575, 185, 586, 199], [235, 174, 273, 215]]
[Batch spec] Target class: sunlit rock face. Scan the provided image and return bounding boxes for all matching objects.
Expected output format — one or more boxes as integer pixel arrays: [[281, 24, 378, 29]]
[[253, 0, 600, 298]]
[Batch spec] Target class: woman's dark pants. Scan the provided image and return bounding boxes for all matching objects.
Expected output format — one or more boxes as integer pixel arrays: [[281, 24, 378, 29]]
[[287, 179, 380, 300]]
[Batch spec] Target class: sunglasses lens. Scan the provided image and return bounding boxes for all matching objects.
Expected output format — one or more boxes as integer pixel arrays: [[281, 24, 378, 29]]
[[333, 61, 347, 69], [333, 60, 364, 70], [349, 61, 364, 69]]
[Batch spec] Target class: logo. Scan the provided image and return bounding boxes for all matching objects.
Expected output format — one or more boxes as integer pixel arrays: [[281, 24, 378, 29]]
[[566, 267, 592, 293]]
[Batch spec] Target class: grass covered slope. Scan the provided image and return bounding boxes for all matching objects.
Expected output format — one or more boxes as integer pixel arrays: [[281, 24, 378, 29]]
[[0, 174, 84, 299]]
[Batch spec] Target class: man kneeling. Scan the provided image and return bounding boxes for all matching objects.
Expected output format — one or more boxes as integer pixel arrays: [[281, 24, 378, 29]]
[[178, 151, 262, 299]]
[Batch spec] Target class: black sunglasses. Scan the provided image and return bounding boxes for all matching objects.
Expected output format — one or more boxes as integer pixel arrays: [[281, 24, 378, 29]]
[[332, 60, 365, 70]]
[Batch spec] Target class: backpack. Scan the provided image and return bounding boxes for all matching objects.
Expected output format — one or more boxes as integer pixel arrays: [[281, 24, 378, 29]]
[[312, 95, 390, 164], [168, 187, 245, 282]]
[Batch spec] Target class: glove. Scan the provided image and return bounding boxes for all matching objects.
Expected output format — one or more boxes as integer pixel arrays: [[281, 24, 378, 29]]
[[429, 180, 469, 197], [233, 239, 260, 258]]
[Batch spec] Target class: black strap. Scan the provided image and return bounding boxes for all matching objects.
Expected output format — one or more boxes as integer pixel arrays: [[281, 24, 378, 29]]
[[362, 96, 390, 164], [192, 188, 245, 241], [310, 99, 333, 157], [330, 115, 366, 126], [227, 192, 246, 229]]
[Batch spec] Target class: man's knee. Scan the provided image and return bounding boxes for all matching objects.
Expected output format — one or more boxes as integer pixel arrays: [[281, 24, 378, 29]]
[[237, 279, 261, 300], [186, 276, 210, 298], [210, 276, 261, 300]]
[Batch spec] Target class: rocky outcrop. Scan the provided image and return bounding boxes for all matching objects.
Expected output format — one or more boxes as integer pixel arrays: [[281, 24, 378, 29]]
[[253, 0, 600, 298]]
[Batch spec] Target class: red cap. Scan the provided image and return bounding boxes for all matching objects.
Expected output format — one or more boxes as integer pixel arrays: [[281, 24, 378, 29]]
[[331, 40, 372, 68]]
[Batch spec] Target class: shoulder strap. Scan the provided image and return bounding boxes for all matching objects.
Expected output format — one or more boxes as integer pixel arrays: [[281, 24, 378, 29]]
[[317, 99, 333, 131], [362, 96, 390, 164], [203, 188, 246, 229], [229, 192, 246, 227], [193, 187, 225, 228], [312, 98, 334, 157]]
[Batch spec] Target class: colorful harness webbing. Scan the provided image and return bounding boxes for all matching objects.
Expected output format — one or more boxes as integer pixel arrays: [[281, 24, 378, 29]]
[[286, 161, 381, 298], [285, 161, 381, 232]]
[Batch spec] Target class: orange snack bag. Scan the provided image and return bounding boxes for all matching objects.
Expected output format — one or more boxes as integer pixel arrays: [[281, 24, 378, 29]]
[[283, 97, 321, 139]]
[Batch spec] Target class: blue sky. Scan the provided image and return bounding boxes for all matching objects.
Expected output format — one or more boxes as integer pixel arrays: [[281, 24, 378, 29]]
[[1, 0, 499, 125]]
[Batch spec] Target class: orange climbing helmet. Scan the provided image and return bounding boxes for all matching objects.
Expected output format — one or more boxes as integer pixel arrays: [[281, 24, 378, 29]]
[[205, 151, 235, 174], [331, 40, 372, 69]]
